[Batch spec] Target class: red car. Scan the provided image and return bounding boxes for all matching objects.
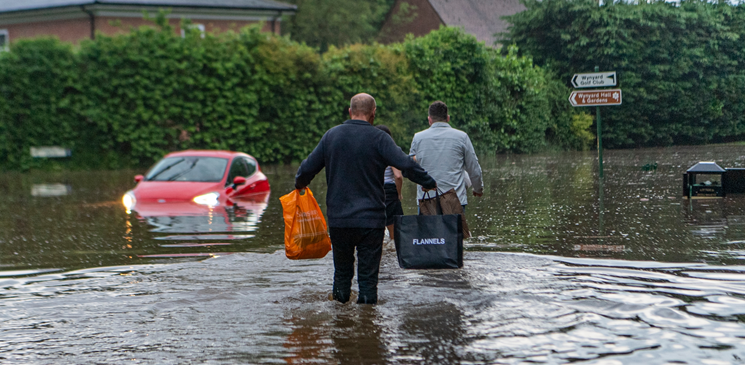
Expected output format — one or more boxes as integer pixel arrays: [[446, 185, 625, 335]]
[[122, 150, 270, 214]]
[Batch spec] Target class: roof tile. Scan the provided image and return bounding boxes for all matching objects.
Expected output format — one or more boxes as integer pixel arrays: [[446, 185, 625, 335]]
[[427, 0, 524, 45], [0, 0, 295, 14]]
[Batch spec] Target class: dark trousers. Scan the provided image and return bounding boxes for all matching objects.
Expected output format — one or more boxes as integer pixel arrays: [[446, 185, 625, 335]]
[[329, 227, 385, 304]]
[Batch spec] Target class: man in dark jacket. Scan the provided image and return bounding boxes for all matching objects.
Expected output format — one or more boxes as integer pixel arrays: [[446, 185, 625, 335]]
[[295, 93, 437, 304]]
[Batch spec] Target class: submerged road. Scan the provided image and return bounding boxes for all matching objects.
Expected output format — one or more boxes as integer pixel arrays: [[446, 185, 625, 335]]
[[2, 249, 744, 364]]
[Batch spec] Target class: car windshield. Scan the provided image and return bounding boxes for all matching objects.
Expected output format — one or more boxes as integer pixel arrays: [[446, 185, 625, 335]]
[[145, 157, 228, 182]]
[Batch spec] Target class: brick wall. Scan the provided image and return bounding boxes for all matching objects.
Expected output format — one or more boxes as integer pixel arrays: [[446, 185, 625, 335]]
[[96, 17, 278, 38], [379, 0, 443, 44], [1, 17, 93, 44], [0, 15, 280, 45]]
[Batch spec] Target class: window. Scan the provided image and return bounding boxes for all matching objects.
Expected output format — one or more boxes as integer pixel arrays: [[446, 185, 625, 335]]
[[181, 24, 205, 38], [226, 157, 250, 185], [243, 157, 257, 176], [694, 173, 722, 186], [145, 157, 228, 182], [0, 29, 8, 51]]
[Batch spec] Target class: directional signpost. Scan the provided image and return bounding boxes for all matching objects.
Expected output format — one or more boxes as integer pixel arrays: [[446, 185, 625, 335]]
[[571, 71, 616, 88], [569, 67, 622, 179], [568, 89, 622, 107]]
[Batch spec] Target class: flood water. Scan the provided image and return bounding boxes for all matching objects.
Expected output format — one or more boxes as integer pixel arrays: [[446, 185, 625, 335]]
[[2, 145, 745, 363]]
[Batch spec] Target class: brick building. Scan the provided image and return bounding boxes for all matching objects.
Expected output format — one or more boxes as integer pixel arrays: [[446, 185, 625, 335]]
[[379, 0, 524, 46], [0, 0, 296, 49]]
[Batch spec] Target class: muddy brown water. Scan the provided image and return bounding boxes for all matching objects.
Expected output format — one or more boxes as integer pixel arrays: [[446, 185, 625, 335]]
[[1, 145, 745, 363]]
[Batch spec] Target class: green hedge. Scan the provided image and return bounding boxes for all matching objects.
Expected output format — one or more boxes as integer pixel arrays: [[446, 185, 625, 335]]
[[0, 39, 83, 169], [0, 16, 589, 171], [506, 0, 745, 148]]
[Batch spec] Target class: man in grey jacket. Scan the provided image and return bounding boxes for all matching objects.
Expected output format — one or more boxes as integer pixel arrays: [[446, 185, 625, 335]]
[[409, 101, 483, 208]]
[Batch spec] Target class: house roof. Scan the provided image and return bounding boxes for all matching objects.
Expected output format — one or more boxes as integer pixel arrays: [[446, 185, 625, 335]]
[[427, 0, 524, 45], [0, 0, 296, 14]]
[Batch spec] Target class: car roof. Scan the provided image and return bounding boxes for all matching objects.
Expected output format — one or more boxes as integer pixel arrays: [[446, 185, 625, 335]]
[[163, 150, 252, 160]]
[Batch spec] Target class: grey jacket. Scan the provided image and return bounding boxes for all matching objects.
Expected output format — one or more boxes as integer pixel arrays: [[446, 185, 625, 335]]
[[409, 122, 483, 205]]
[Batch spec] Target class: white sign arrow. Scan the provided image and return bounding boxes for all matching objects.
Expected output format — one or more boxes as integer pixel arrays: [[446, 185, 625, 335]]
[[569, 89, 622, 107], [572, 71, 617, 88]]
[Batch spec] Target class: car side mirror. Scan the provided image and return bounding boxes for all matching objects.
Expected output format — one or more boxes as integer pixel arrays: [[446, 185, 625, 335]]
[[134, 175, 144, 183], [227, 176, 246, 194]]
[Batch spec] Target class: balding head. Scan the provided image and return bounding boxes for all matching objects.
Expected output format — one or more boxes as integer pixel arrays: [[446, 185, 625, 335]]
[[349, 93, 376, 123]]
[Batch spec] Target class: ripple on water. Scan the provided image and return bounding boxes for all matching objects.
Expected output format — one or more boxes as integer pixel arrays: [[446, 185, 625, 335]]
[[2, 251, 745, 363]]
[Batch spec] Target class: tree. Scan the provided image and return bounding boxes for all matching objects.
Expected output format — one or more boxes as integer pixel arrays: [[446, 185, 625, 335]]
[[282, 0, 395, 52], [504, 0, 745, 148]]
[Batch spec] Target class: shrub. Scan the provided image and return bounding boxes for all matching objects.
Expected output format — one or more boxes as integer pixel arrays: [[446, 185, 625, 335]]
[[0, 38, 81, 170], [0, 22, 586, 170], [506, 0, 745, 147]]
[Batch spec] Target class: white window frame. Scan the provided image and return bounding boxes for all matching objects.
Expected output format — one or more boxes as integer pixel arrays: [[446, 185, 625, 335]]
[[181, 24, 205, 39], [0, 29, 8, 52]]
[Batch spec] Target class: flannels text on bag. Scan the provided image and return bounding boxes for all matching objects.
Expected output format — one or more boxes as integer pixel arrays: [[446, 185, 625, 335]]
[[395, 190, 463, 269]]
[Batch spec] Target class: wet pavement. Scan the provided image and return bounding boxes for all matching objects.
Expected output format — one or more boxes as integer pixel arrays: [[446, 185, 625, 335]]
[[2, 145, 745, 363]]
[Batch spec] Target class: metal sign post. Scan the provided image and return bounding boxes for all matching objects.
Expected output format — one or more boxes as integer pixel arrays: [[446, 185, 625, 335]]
[[595, 66, 603, 179], [567, 66, 621, 237], [568, 66, 622, 179]]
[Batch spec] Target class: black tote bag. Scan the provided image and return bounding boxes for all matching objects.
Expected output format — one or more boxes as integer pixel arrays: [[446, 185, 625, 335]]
[[394, 192, 463, 269], [419, 188, 471, 238]]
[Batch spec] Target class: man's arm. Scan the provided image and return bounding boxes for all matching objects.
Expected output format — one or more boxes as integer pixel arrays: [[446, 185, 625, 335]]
[[463, 136, 483, 196], [380, 136, 436, 189], [295, 137, 326, 190], [392, 167, 403, 200]]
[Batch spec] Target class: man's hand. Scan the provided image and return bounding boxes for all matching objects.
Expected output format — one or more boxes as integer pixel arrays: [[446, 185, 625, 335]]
[[473, 191, 483, 197], [422, 184, 437, 192]]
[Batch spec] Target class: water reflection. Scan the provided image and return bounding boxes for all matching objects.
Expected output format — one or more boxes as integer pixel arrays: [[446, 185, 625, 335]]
[[0, 169, 282, 273], [134, 192, 269, 234], [127, 191, 270, 259], [394, 302, 468, 363], [30, 184, 71, 197], [3, 251, 745, 363], [463, 146, 745, 265], [284, 306, 388, 364], [685, 197, 745, 263], [284, 311, 333, 363], [2, 145, 745, 363], [4, 146, 745, 274]]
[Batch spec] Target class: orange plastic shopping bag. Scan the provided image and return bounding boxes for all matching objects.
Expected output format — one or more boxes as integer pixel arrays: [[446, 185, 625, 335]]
[[279, 187, 332, 259]]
